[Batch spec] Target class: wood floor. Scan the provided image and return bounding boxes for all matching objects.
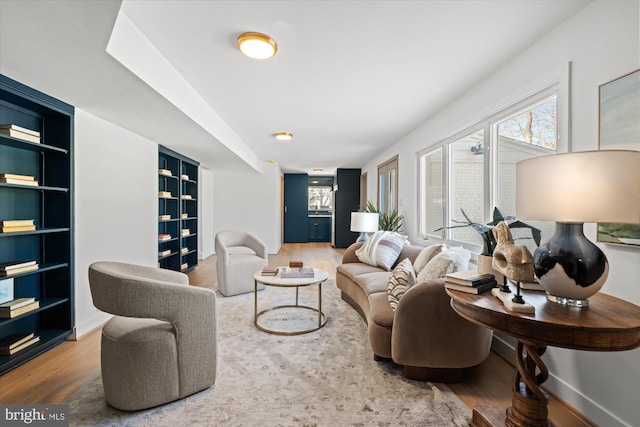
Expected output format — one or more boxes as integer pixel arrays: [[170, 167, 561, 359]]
[[0, 243, 593, 426]]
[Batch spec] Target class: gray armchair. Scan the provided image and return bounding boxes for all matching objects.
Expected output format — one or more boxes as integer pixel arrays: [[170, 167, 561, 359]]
[[88, 261, 217, 411], [215, 230, 268, 296]]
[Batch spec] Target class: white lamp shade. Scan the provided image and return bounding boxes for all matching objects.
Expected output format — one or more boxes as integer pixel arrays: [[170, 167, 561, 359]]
[[516, 150, 640, 223], [350, 212, 379, 233]]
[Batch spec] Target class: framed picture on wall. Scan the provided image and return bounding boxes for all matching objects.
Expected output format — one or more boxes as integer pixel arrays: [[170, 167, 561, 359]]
[[597, 68, 640, 246]]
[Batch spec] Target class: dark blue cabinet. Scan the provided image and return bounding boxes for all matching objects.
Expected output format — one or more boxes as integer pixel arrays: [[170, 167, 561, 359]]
[[284, 174, 309, 243], [0, 75, 74, 375], [334, 168, 361, 248], [308, 217, 331, 242]]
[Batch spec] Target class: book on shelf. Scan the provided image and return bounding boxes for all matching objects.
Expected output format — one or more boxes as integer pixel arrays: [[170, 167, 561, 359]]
[[181, 174, 189, 180], [0, 219, 35, 227], [0, 335, 40, 355], [158, 234, 171, 241], [0, 260, 37, 271], [0, 173, 36, 181], [159, 249, 171, 257], [0, 124, 40, 137], [0, 264, 39, 277], [180, 262, 188, 270], [280, 267, 315, 278], [181, 229, 190, 236], [181, 194, 192, 200], [158, 168, 172, 176], [158, 214, 171, 221], [0, 178, 39, 186], [445, 280, 497, 294], [0, 332, 35, 350], [445, 270, 495, 286], [181, 213, 188, 218], [0, 300, 40, 318], [0, 297, 36, 310], [158, 191, 172, 198], [181, 247, 188, 254], [261, 266, 279, 276], [0, 125, 41, 144], [0, 225, 36, 233]]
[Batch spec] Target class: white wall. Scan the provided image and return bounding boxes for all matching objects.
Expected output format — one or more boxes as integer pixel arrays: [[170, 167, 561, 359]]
[[212, 162, 282, 254], [361, 1, 640, 425], [198, 166, 215, 259], [74, 109, 158, 337]]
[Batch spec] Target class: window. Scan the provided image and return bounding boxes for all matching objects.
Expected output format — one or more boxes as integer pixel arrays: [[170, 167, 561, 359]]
[[377, 155, 398, 214], [308, 176, 334, 211], [450, 129, 485, 246], [419, 88, 560, 252], [419, 148, 443, 239], [308, 186, 332, 211]]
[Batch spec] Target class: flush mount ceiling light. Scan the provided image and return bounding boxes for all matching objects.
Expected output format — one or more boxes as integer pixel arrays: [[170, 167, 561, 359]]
[[237, 32, 277, 59], [273, 132, 293, 141], [313, 168, 323, 173]]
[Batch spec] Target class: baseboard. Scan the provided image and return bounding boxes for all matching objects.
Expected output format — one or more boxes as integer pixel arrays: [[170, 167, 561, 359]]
[[74, 311, 111, 339], [490, 334, 625, 427]]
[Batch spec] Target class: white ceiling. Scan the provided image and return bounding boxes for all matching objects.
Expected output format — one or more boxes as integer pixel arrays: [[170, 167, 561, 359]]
[[0, 0, 591, 174]]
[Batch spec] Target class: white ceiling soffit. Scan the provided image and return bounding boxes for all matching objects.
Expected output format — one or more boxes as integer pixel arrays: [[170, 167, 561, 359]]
[[107, 10, 265, 174], [118, 0, 591, 174]]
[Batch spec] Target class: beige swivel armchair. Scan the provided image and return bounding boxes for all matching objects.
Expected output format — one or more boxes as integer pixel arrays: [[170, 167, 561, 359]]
[[215, 230, 268, 296], [88, 261, 217, 411]]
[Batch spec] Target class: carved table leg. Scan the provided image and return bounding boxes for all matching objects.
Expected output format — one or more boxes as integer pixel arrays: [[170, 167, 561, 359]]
[[470, 341, 554, 427], [506, 341, 553, 427]]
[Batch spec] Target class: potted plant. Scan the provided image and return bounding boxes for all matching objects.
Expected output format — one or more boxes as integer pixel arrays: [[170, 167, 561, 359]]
[[434, 207, 541, 275], [364, 201, 404, 232]]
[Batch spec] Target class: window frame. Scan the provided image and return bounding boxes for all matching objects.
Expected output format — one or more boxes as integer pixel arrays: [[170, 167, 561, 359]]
[[377, 155, 399, 215], [417, 82, 567, 252]]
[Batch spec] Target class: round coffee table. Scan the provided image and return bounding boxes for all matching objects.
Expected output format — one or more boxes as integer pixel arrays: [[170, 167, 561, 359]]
[[253, 267, 329, 335]]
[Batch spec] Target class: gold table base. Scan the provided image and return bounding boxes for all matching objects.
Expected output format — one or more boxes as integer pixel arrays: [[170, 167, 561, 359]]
[[254, 280, 327, 336]]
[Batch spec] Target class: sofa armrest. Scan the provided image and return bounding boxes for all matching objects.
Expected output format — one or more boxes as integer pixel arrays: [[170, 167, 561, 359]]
[[391, 278, 493, 369], [342, 241, 365, 264]]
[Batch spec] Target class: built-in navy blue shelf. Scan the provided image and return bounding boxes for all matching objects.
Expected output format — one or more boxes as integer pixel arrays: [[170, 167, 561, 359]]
[[0, 74, 74, 376]]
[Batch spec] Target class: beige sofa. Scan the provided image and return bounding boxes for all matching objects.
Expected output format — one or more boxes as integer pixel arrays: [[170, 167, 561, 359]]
[[336, 241, 493, 382]]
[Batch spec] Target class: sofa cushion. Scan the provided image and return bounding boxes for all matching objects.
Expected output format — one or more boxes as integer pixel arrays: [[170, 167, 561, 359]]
[[413, 244, 444, 275], [337, 263, 384, 283], [354, 271, 395, 295], [417, 246, 471, 281], [355, 231, 408, 271], [368, 291, 395, 328], [387, 258, 416, 311]]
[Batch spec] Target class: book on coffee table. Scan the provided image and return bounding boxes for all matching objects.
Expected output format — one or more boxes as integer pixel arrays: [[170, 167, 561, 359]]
[[280, 267, 314, 278]]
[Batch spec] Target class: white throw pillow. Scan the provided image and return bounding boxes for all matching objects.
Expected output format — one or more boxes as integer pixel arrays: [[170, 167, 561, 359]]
[[413, 244, 445, 275], [417, 246, 471, 282], [387, 258, 416, 311], [355, 231, 408, 271]]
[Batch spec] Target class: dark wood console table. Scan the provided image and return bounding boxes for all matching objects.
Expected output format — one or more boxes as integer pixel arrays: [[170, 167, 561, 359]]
[[447, 286, 640, 427]]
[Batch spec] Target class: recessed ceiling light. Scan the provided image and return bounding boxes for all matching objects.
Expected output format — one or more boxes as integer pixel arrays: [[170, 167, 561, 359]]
[[237, 32, 277, 59], [273, 132, 293, 141]]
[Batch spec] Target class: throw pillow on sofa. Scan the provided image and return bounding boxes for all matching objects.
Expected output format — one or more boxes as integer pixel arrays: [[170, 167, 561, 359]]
[[417, 246, 471, 282], [355, 231, 408, 271], [387, 258, 416, 311], [413, 244, 445, 275]]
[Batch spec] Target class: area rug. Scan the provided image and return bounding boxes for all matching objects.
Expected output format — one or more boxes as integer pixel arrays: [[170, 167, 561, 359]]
[[67, 281, 471, 426]]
